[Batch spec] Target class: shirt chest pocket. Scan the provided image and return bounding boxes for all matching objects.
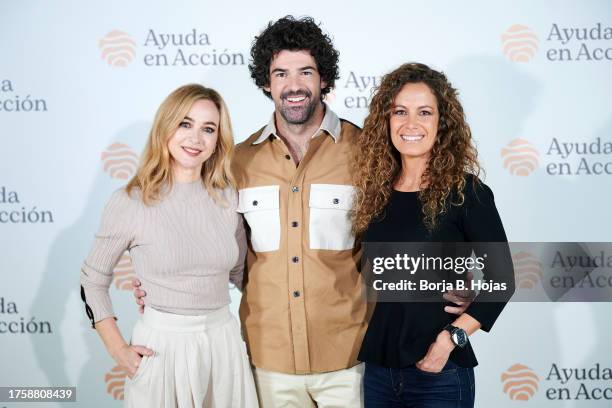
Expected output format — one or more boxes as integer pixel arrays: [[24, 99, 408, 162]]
[[309, 184, 356, 251], [237, 185, 280, 253]]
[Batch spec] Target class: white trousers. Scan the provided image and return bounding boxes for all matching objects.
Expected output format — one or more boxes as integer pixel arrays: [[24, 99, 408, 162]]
[[124, 306, 258, 408], [253, 364, 364, 408]]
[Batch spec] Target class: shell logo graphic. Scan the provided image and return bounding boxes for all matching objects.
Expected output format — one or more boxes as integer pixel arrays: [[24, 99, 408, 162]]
[[101, 142, 139, 180], [512, 251, 543, 289], [105, 365, 127, 400], [502, 364, 540, 401], [501, 139, 540, 176], [501, 25, 539, 62], [98, 30, 137, 67], [113, 252, 136, 291]]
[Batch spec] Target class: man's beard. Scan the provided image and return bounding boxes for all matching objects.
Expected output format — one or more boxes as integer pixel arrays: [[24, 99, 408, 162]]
[[279, 90, 318, 125]]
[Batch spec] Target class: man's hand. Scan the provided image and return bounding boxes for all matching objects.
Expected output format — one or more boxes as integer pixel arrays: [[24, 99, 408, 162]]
[[132, 278, 146, 314], [443, 271, 476, 315]]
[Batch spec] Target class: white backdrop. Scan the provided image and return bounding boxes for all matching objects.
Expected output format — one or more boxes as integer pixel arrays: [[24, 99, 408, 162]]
[[1, 1, 611, 406]]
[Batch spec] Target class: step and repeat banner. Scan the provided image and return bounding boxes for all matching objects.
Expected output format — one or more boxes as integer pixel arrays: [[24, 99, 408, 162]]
[[1, 1, 611, 406]]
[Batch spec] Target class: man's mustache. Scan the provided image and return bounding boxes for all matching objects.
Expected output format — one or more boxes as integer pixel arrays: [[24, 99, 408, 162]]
[[281, 90, 312, 100]]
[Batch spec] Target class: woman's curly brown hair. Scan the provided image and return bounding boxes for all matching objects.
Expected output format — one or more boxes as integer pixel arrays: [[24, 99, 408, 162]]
[[352, 62, 481, 234]]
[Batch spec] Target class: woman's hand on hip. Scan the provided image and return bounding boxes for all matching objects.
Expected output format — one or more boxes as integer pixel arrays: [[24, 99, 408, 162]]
[[415, 331, 455, 373], [110, 344, 154, 379]]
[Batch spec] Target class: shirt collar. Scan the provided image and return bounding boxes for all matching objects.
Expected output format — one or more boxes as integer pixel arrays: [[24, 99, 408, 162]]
[[252, 106, 342, 145]]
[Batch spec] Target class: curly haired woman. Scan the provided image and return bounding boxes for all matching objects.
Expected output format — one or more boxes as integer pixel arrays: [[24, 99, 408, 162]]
[[352, 63, 514, 408]]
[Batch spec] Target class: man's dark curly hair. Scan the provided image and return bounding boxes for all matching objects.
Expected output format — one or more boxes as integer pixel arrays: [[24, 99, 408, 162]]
[[249, 15, 339, 99]]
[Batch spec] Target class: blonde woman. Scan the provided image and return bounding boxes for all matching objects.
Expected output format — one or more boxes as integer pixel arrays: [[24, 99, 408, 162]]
[[80, 84, 258, 407]]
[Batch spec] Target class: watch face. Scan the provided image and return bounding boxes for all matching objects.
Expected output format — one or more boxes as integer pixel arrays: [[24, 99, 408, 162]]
[[453, 329, 468, 347]]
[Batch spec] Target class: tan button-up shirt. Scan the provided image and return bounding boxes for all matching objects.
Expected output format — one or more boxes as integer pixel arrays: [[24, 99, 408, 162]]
[[233, 108, 368, 374]]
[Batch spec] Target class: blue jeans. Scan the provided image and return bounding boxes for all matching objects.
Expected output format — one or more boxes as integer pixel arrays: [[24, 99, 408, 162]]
[[364, 360, 475, 408]]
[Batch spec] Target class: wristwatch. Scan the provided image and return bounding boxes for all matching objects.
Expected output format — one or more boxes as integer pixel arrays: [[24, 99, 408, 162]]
[[443, 324, 469, 348]]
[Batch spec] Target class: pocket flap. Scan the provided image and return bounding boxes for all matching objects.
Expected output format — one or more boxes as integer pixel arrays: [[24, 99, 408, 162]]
[[309, 184, 355, 211], [237, 185, 280, 213]]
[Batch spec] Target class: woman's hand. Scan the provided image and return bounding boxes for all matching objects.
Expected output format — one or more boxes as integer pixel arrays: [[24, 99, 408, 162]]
[[415, 331, 455, 373], [110, 344, 154, 379]]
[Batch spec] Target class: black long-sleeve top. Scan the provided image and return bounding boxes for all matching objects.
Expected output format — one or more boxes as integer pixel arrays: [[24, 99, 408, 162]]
[[358, 175, 514, 368]]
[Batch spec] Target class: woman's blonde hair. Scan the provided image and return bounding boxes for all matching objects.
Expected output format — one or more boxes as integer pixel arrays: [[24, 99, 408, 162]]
[[126, 84, 236, 205], [352, 63, 481, 233]]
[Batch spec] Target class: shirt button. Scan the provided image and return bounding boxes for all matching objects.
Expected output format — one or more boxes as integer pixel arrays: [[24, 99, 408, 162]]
[[293, 291, 301, 298], [291, 186, 299, 193], [252, 200, 258, 206], [291, 221, 298, 228], [285, 154, 291, 160], [333, 198, 340, 204], [292, 256, 299, 263]]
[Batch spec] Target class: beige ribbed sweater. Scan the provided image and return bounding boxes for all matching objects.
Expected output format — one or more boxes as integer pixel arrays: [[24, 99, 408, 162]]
[[79, 181, 246, 325]]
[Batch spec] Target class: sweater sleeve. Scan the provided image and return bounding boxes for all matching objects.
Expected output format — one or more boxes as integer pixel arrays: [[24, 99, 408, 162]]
[[226, 188, 246, 290], [229, 216, 247, 291], [79, 188, 137, 327], [462, 178, 516, 332]]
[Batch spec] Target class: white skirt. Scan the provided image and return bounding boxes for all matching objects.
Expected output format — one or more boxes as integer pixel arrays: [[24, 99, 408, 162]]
[[123, 306, 258, 408]]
